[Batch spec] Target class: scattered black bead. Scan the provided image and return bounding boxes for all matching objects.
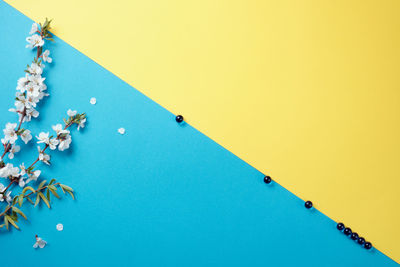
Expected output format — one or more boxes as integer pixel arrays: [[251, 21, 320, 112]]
[[350, 232, 359, 240], [175, 115, 184, 123], [337, 222, 345, 231], [364, 242, 372, 250], [263, 176, 272, 184], [343, 227, 352, 236], [304, 201, 313, 209], [357, 237, 366, 245]]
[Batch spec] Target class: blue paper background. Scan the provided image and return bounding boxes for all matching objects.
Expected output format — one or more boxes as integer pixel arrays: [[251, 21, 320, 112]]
[[0, 1, 397, 266]]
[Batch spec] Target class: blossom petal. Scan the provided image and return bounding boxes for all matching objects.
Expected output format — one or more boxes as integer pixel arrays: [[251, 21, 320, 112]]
[[56, 223, 64, 231], [118, 128, 125, 135]]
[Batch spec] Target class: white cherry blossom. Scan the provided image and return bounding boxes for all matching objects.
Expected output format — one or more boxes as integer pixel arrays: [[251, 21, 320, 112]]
[[26, 170, 41, 184], [37, 146, 50, 165], [90, 97, 96, 105], [18, 177, 26, 188], [36, 132, 50, 144], [25, 83, 41, 99], [26, 34, 44, 49], [29, 23, 39, 34], [77, 118, 86, 131], [0, 184, 12, 203], [19, 163, 27, 176], [67, 109, 77, 117], [48, 137, 59, 150], [18, 163, 29, 187], [20, 129, 32, 144], [16, 75, 30, 92], [42, 49, 52, 63], [28, 74, 46, 88], [0, 163, 20, 178], [23, 107, 39, 122], [27, 63, 43, 75], [52, 124, 69, 135], [24, 94, 39, 108], [58, 134, 72, 151], [3, 123, 18, 144], [8, 144, 20, 159], [36, 132, 59, 150], [33, 235, 47, 249], [14, 94, 29, 109]]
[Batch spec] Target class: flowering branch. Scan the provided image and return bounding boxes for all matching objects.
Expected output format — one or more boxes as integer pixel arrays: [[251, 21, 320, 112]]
[[0, 18, 53, 163], [0, 20, 87, 231], [0, 110, 86, 228]]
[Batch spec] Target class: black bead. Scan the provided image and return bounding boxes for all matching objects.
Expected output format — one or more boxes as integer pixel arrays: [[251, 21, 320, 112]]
[[337, 222, 345, 231], [304, 201, 313, 209], [357, 237, 365, 245], [263, 176, 272, 184], [350, 232, 359, 240], [364, 242, 372, 250], [343, 227, 352, 236], [175, 115, 184, 123]]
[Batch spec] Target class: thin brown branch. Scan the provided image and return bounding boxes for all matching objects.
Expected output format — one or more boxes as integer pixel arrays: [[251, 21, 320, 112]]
[[1, 180, 16, 194]]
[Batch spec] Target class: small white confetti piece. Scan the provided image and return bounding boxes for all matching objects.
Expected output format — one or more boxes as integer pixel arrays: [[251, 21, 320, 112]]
[[90, 97, 97, 105], [56, 223, 64, 231], [118, 128, 125, 135]]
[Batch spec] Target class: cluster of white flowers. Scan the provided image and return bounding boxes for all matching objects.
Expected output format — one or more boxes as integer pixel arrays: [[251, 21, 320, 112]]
[[0, 22, 52, 164], [0, 108, 86, 204], [0, 161, 40, 189], [0, 162, 24, 202], [2, 123, 32, 147], [34, 109, 86, 155], [0, 183, 12, 203], [11, 23, 52, 121], [11, 60, 50, 120]]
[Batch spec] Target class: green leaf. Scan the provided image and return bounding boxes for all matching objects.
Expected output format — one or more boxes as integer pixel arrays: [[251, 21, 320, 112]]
[[10, 212, 18, 222], [49, 186, 60, 199], [49, 185, 57, 191], [39, 192, 50, 208], [18, 194, 24, 207], [35, 194, 40, 207], [26, 196, 34, 205], [4, 216, 9, 230], [12, 207, 27, 220], [46, 189, 51, 202], [12, 196, 18, 205], [60, 184, 73, 192], [27, 165, 35, 173], [67, 190, 75, 200], [0, 224, 4, 228], [38, 180, 47, 190], [6, 215, 19, 230], [22, 186, 35, 195], [49, 179, 56, 185]]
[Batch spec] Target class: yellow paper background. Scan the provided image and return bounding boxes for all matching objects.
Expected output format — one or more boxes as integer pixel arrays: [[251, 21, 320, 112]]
[[5, 0, 400, 261]]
